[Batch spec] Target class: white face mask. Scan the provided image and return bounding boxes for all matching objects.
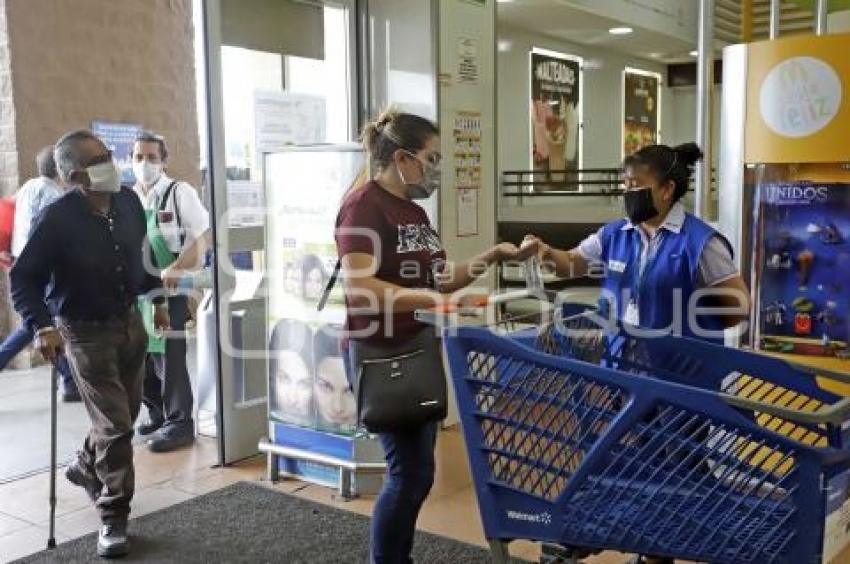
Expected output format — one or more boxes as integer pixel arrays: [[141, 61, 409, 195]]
[[133, 160, 162, 186], [85, 161, 121, 193]]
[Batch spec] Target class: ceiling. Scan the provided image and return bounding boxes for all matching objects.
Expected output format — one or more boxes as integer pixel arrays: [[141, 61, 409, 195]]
[[497, 0, 698, 64], [498, 0, 821, 65]]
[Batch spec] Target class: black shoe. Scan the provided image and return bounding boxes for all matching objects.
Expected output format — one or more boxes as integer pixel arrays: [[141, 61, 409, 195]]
[[137, 418, 164, 436], [62, 389, 82, 403], [147, 429, 194, 453], [97, 522, 129, 558], [65, 461, 102, 502]]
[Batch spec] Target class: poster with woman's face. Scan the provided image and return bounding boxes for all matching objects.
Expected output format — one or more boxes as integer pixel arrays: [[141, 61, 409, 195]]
[[623, 70, 660, 158], [530, 49, 581, 188], [313, 325, 357, 433], [269, 319, 316, 428], [269, 320, 357, 434]]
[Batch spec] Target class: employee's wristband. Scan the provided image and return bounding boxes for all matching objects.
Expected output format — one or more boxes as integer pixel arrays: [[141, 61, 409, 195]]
[[152, 295, 167, 307], [35, 326, 58, 337]]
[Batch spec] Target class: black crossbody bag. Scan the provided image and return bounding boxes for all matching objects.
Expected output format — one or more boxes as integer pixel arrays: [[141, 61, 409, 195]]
[[318, 260, 448, 433]]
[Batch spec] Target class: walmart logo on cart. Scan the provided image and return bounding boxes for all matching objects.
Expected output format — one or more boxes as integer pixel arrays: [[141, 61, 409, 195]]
[[506, 510, 553, 525]]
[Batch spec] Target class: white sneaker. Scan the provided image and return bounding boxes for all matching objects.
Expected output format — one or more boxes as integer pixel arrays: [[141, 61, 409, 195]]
[[97, 522, 129, 558]]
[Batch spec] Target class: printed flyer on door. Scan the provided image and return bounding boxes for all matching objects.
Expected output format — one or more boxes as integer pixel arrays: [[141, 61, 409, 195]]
[[530, 49, 580, 189], [623, 69, 660, 157]]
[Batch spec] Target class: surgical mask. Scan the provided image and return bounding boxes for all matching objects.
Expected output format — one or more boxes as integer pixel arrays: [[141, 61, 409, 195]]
[[623, 187, 659, 225], [86, 161, 122, 193], [133, 160, 162, 186], [401, 151, 441, 200]]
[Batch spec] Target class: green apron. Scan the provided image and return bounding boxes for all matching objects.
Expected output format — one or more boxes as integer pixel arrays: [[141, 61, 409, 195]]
[[139, 209, 178, 354]]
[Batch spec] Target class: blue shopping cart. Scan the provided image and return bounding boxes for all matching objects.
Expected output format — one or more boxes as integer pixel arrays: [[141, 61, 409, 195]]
[[442, 309, 850, 564]]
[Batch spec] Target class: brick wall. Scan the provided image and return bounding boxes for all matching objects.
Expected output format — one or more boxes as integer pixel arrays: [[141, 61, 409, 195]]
[[5, 0, 200, 187], [0, 0, 200, 361], [0, 0, 15, 340]]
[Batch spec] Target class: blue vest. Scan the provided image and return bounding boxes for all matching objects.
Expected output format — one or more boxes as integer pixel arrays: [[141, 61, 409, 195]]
[[598, 213, 732, 344]]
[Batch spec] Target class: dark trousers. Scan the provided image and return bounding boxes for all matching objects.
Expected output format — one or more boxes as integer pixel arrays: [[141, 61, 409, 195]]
[[345, 343, 438, 564], [59, 308, 146, 524], [372, 423, 438, 564], [0, 325, 77, 392], [142, 295, 193, 434]]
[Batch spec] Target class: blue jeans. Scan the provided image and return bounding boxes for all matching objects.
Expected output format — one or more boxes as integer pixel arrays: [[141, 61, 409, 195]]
[[0, 326, 77, 392], [0, 327, 32, 369], [372, 422, 438, 564], [344, 342, 438, 563]]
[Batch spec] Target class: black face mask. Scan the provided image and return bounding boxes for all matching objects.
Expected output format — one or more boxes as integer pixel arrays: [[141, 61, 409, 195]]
[[624, 187, 659, 224]]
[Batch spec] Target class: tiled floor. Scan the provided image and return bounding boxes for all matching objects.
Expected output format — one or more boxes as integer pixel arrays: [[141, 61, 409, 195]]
[[1, 428, 849, 563], [0, 428, 623, 563], [0, 367, 90, 482]]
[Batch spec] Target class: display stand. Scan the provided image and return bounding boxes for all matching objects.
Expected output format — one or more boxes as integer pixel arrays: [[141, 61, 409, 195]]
[[260, 424, 384, 500]]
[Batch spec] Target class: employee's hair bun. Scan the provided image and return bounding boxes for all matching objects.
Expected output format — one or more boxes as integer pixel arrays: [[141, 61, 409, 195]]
[[672, 142, 704, 167]]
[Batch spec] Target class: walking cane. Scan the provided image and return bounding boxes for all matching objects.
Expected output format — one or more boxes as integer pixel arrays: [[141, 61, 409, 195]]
[[47, 360, 58, 549]]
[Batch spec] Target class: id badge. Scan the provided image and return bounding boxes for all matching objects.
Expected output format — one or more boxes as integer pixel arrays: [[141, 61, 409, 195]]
[[158, 210, 174, 223], [624, 300, 639, 326]]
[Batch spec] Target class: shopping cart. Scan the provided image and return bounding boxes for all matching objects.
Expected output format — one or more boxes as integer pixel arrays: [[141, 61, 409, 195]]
[[442, 308, 850, 564]]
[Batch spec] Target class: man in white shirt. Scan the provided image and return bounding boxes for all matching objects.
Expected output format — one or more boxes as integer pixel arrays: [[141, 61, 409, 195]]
[[132, 132, 209, 452], [0, 146, 78, 401]]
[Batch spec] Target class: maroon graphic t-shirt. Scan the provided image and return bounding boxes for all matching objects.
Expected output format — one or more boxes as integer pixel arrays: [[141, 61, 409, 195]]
[[335, 181, 446, 346]]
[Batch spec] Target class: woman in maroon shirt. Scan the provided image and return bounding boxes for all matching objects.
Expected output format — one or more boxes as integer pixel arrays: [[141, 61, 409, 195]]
[[337, 110, 535, 563]]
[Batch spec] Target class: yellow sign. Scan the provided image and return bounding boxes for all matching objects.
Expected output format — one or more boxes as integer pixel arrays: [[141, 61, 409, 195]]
[[746, 33, 850, 164]]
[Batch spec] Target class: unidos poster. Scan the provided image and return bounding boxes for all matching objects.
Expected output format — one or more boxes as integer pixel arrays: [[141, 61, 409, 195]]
[[530, 49, 581, 190], [623, 69, 660, 158], [753, 181, 850, 357]]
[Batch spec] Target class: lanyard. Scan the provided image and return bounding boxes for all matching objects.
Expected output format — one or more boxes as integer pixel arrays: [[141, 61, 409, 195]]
[[630, 229, 665, 303]]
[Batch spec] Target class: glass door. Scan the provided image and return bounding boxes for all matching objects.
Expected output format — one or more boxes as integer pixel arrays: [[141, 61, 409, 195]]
[[199, 0, 357, 465]]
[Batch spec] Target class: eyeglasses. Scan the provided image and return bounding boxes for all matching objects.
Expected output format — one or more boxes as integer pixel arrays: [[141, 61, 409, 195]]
[[84, 149, 113, 168], [404, 150, 442, 167]]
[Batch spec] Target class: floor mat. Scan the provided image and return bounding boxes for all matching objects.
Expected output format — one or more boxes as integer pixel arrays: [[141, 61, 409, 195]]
[[15, 481, 506, 563]]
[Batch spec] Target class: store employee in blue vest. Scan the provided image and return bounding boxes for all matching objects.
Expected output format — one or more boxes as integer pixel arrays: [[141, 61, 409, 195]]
[[132, 131, 210, 453], [529, 143, 750, 343]]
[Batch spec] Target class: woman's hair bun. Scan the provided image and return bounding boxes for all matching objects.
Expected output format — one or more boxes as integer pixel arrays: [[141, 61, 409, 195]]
[[361, 107, 399, 154], [375, 108, 398, 131], [672, 142, 704, 167]]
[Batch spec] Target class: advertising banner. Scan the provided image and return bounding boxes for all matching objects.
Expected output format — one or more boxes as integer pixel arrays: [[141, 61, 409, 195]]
[[745, 33, 850, 163], [530, 49, 580, 188], [623, 69, 660, 157], [265, 146, 366, 434], [752, 180, 850, 357]]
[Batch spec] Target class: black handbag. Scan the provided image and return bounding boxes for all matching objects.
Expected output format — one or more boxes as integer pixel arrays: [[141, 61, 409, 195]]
[[349, 329, 448, 433]]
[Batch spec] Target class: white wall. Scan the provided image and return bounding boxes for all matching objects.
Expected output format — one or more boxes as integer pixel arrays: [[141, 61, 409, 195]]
[[497, 26, 679, 223], [439, 0, 497, 265], [666, 84, 721, 164]]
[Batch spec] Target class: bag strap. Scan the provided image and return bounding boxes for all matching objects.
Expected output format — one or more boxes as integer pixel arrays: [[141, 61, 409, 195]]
[[316, 259, 341, 311], [158, 181, 178, 212], [159, 181, 185, 247]]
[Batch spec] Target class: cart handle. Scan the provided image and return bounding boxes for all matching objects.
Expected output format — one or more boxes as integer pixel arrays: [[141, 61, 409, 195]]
[[785, 361, 850, 386], [429, 289, 539, 313], [722, 393, 850, 426]]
